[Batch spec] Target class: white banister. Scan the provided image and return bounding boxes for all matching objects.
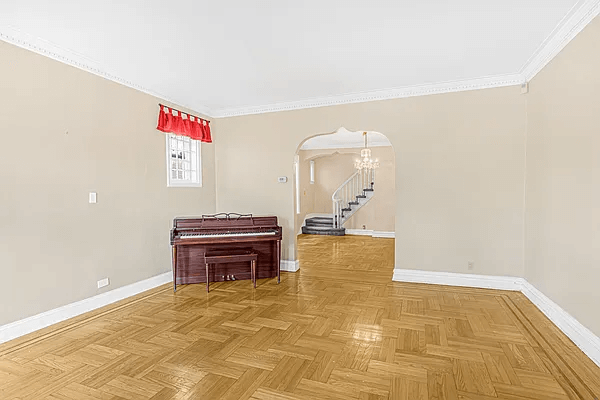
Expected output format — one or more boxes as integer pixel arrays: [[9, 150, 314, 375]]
[[331, 168, 376, 229]]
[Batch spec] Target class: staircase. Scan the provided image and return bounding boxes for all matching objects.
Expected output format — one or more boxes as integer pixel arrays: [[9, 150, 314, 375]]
[[302, 168, 375, 236], [301, 216, 345, 236]]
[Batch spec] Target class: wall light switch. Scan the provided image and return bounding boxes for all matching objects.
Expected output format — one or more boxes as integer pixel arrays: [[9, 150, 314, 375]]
[[89, 192, 97, 204], [97, 278, 109, 289], [278, 177, 288, 183]]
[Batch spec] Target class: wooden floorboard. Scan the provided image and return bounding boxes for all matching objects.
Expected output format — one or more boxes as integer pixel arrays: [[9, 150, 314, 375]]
[[0, 234, 598, 399]]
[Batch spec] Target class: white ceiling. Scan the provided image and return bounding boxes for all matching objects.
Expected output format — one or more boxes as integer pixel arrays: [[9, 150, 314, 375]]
[[300, 128, 391, 150], [1, 1, 597, 117]]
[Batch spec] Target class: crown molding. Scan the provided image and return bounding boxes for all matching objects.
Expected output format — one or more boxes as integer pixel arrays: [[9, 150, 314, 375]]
[[3, 0, 599, 119], [0, 28, 213, 118], [520, 0, 600, 81], [210, 74, 524, 118]]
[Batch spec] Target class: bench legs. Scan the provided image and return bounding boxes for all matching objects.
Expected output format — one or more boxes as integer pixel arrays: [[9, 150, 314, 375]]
[[205, 259, 257, 293]]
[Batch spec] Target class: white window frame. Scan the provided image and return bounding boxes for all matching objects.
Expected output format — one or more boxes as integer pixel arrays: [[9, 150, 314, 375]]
[[165, 134, 202, 187]]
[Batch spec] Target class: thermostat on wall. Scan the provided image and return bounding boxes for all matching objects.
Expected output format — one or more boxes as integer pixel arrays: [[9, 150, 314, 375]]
[[278, 177, 288, 183]]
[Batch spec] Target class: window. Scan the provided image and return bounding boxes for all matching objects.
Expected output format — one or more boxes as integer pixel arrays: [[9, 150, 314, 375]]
[[166, 134, 202, 187]]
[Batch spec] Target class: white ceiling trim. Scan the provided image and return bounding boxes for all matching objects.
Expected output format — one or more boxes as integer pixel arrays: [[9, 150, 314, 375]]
[[520, 0, 600, 81], [210, 74, 524, 118], [2, 1, 599, 119], [0, 28, 212, 118]]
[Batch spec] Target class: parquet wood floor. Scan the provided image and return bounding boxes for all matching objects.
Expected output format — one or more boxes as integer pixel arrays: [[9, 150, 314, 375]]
[[1, 234, 599, 399]]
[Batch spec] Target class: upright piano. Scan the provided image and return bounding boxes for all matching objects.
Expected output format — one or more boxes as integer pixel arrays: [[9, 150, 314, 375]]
[[170, 213, 282, 291]]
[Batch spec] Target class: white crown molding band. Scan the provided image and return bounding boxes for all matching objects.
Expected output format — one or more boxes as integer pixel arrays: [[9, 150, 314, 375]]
[[520, 0, 600, 81], [2, 2, 599, 118], [0, 271, 172, 345], [392, 269, 600, 368], [210, 74, 524, 118], [0, 29, 212, 118]]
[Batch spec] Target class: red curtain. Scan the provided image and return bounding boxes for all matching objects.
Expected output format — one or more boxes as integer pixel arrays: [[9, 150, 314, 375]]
[[157, 105, 212, 143]]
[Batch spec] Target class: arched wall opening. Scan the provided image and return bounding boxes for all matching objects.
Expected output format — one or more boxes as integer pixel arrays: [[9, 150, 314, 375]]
[[291, 127, 396, 270]]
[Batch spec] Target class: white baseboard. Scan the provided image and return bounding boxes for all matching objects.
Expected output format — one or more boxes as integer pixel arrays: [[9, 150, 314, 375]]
[[346, 229, 373, 236], [519, 280, 600, 368], [392, 268, 600, 368], [372, 231, 395, 238], [0, 262, 299, 346], [0, 271, 172, 345], [281, 259, 300, 272], [392, 269, 522, 291], [346, 229, 395, 238]]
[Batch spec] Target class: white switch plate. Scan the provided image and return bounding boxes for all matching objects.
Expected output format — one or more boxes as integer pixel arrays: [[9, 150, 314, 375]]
[[89, 192, 97, 204], [278, 177, 288, 183], [97, 278, 109, 289]]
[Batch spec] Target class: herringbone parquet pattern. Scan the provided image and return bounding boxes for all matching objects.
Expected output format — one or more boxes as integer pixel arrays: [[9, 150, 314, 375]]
[[0, 235, 599, 399]]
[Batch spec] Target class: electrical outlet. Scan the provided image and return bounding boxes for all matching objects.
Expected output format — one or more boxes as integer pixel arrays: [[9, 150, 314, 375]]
[[97, 278, 109, 289], [468, 261, 474, 271]]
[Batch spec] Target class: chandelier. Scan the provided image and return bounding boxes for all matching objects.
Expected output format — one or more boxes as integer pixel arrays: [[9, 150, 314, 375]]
[[354, 132, 380, 170]]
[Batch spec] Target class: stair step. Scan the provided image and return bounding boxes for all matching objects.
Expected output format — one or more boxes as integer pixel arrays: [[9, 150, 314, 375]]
[[302, 226, 345, 236], [306, 220, 334, 227], [342, 207, 352, 212], [356, 195, 366, 199], [348, 201, 359, 205], [364, 188, 374, 192]]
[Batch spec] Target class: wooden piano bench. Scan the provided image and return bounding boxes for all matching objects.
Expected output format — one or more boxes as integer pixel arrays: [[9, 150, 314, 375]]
[[204, 250, 258, 293]]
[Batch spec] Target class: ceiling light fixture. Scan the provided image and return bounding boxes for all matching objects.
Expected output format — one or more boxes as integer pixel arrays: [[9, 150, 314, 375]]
[[354, 132, 380, 171]]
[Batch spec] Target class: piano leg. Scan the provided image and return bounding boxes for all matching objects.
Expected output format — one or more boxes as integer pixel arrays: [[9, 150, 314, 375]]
[[205, 263, 210, 293], [277, 240, 281, 284], [252, 259, 256, 288], [172, 245, 177, 292]]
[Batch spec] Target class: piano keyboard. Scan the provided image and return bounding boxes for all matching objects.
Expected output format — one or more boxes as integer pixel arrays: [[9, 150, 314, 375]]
[[179, 231, 277, 239]]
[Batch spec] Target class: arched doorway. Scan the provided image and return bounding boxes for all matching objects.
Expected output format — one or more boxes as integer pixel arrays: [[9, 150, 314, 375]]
[[292, 127, 396, 280]]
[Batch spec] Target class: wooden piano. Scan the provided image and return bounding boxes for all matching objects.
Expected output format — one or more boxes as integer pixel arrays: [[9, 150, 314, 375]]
[[170, 213, 282, 291]]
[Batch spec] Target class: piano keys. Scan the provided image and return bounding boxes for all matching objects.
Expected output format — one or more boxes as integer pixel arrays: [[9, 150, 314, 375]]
[[170, 213, 282, 291]]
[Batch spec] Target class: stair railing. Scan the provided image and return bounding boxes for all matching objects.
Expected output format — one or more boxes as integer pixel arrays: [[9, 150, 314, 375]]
[[331, 168, 375, 228]]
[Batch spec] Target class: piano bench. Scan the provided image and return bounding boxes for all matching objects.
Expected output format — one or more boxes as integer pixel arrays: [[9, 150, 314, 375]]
[[204, 251, 258, 293]]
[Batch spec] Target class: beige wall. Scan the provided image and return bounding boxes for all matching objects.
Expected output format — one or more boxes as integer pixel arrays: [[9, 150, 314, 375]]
[[0, 41, 216, 326], [297, 147, 395, 232], [214, 86, 527, 276], [525, 16, 600, 336]]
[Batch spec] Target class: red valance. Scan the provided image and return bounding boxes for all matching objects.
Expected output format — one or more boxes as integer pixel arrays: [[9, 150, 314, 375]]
[[156, 104, 212, 143]]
